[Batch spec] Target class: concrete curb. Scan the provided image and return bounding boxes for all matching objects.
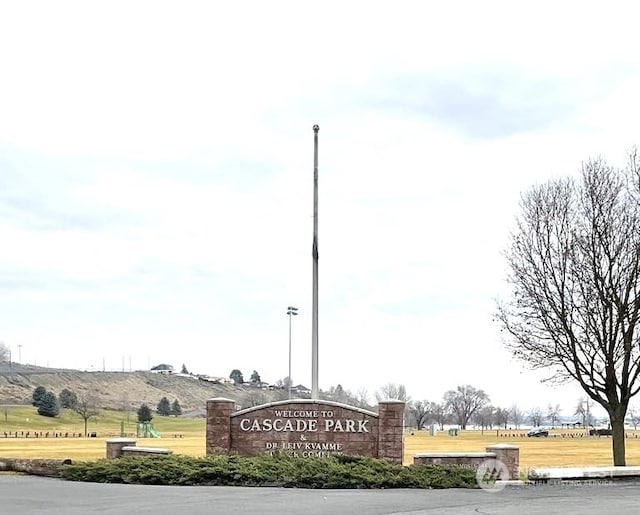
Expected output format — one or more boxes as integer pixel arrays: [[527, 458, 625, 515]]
[[528, 466, 640, 481]]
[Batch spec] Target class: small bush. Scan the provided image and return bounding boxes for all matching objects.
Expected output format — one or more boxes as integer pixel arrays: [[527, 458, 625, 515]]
[[61, 454, 479, 489]]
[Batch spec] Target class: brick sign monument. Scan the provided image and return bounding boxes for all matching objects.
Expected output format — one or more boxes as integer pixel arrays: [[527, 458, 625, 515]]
[[206, 398, 405, 463]]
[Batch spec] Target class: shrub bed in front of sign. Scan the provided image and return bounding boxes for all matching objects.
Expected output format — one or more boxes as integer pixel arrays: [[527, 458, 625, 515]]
[[61, 454, 478, 489]]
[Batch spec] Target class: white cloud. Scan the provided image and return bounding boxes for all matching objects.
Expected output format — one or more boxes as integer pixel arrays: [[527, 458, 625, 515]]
[[1, 1, 640, 414]]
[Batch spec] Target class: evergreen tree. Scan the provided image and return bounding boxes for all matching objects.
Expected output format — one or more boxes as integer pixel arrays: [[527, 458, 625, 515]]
[[59, 388, 78, 409], [157, 397, 171, 416], [37, 391, 59, 417], [32, 386, 47, 407], [229, 369, 244, 384], [250, 370, 261, 384], [170, 399, 182, 417], [181, 364, 189, 374], [137, 403, 153, 422]]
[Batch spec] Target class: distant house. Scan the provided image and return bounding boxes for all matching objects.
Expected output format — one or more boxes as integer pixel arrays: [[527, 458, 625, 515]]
[[197, 375, 233, 384], [174, 372, 198, 380], [150, 364, 174, 374], [293, 384, 311, 395]]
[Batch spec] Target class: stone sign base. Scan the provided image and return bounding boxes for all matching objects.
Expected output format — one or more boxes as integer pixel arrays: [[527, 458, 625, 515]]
[[414, 444, 519, 480], [106, 438, 172, 459], [206, 398, 405, 464]]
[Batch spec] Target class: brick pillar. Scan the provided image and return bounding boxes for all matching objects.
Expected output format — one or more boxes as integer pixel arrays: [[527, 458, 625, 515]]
[[206, 398, 235, 455], [486, 444, 519, 480], [106, 438, 136, 459], [377, 400, 405, 464]]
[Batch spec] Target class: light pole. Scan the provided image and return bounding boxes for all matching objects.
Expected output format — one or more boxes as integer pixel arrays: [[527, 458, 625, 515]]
[[287, 306, 298, 399]]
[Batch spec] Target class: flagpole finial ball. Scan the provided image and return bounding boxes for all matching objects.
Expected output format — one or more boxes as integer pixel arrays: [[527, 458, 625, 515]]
[[313, 124, 319, 133]]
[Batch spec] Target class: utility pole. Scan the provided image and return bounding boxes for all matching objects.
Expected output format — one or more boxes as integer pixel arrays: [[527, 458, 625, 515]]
[[311, 124, 319, 399]]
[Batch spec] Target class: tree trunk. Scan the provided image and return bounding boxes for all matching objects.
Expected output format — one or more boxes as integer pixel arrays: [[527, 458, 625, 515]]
[[84, 418, 88, 437], [610, 409, 626, 466]]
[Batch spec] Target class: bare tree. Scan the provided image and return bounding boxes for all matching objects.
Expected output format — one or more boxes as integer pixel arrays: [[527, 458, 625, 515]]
[[575, 397, 595, 428], [628, 407, 640, 430], [497, 153, 640, 465], [494, 407, 510, 429], [408, 400, 431, 429], [0, 342, 9, 362], [546, 404, 561, 428], [355, 388, 371, 409], [528, 407, 544, 427], [245, 391, 267, 408], [73, 395, 100, 437], [121, 391, 131, 424], [375, 383, 411, 403], [328, 384, 348, 404], [429, 402, 448, 430], [508, 404, 524, 429], [473, 405, 496, 433], [443, 385, 489, 430]]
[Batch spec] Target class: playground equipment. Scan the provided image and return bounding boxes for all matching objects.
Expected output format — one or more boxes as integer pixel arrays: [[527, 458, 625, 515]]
[[137, 421, 161, 438]]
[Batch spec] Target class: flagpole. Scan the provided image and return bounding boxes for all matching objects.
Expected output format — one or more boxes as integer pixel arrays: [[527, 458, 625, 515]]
[[311, 124, 319, 399]]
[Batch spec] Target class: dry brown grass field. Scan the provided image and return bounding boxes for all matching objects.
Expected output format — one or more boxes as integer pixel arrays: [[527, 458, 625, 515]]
[[4, 423, 640, 470], [404, 428, 640, 469], [0, 406, 207, 461], [0, 435, 207, 462]]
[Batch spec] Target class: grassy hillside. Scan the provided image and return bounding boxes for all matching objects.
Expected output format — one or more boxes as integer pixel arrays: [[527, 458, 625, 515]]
[[0, 363, 286, 414]]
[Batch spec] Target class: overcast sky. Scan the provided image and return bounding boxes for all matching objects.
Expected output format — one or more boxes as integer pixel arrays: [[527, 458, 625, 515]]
[[1, 1, 640, 416]]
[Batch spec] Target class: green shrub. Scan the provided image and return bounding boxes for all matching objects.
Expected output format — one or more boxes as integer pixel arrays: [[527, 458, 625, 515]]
[[61, 454, 479, 489]]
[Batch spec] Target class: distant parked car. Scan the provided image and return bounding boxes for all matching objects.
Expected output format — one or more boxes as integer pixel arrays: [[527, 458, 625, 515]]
[[527, 428, 549, 437], [589, 428, 612, 436]]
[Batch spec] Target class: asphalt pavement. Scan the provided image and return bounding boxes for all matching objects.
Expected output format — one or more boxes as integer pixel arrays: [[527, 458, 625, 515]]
[[1, 475, 639, 514]]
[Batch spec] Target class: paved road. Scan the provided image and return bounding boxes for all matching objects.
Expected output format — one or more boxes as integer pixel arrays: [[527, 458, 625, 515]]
[[2, 476, 639, 514]]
